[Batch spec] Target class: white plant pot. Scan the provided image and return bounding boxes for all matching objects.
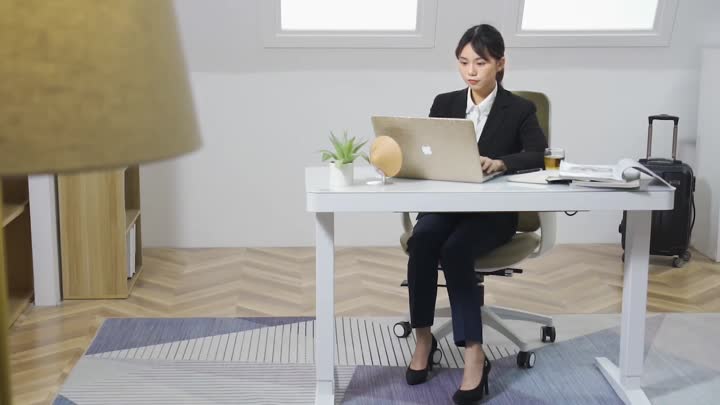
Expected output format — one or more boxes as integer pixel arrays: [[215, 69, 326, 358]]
[[329, 162, 354, 187]]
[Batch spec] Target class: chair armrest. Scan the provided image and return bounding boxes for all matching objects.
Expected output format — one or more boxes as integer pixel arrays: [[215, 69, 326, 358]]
[[401, 212, 414, 234], [530, 212, 556, 258]]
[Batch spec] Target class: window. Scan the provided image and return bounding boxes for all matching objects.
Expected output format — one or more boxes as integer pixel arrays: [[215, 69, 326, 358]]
[[280, 0, 418, 31], [502, 0, 678, 47], [261, 0, 438, 48]]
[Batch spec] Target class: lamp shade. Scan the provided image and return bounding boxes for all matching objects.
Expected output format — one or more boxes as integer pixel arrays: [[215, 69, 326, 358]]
[[0, 0, 202, 175], [369, 136, 402, 177]]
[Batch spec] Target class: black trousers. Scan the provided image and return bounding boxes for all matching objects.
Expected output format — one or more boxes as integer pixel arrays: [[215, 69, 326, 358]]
[[407, 212, 517, 347]]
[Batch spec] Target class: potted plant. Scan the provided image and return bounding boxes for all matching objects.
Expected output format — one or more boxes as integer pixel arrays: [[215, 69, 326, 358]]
[[320, 131, 369, 187]]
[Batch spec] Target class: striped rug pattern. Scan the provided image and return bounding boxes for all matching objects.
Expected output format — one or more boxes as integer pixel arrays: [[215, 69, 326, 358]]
[[85, 317, 514, 368]]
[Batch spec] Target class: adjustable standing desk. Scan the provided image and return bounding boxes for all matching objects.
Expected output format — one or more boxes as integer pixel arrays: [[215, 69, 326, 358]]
[[306, 166, 674, 405]]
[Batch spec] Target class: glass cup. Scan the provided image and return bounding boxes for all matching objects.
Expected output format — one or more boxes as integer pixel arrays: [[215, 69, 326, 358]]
[[544, 148, 565, 170]]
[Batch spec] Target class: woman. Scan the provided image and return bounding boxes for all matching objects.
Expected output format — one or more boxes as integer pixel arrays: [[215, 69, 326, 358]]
[[405, 24, 546, 404]]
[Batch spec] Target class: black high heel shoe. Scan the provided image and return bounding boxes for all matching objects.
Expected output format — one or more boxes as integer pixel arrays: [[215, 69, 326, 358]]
[[452, 357, 491, 405], [405, 334, 443, 385]]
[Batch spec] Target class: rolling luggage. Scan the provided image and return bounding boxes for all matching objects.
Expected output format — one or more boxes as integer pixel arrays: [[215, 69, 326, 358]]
[[619, 114, 696, 268]]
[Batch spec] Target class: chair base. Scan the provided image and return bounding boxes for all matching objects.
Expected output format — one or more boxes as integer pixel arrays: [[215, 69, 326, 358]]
[[397, 267, 556, 366], [426, 305, 553, 353]]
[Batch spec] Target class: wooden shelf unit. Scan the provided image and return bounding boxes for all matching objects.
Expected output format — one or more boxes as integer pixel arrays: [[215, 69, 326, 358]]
[[58, 166, 143, 299], [2, 177, 34, 328]]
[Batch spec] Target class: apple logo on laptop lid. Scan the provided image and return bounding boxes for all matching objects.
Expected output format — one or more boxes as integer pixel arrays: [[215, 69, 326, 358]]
[[421, 145, 432, 155]]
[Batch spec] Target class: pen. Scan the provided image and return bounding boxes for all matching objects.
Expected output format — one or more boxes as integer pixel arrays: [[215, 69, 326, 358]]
[[514, 168, 542, 174]]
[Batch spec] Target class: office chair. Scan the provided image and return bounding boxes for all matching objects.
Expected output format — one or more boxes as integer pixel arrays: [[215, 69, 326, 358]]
[[394, 91, 557, 369]]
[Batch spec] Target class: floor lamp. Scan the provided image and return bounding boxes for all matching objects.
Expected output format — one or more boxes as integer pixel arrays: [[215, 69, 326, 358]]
[[0, 1, 202, 403]]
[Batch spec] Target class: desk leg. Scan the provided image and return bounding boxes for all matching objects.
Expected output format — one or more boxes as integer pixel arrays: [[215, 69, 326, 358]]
[[315, 213, 335, 405], [596, 210, 651, 405]]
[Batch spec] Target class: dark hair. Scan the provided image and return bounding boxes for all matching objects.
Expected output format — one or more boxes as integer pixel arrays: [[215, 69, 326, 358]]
[[454, 24, 505, 83]]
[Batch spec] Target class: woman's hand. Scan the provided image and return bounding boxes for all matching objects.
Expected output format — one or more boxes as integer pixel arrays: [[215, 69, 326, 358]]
[[480, 156, 506, 173]]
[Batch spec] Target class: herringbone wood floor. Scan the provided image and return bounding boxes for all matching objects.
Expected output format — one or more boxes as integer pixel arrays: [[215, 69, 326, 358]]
[[8, 245, 720, 404]]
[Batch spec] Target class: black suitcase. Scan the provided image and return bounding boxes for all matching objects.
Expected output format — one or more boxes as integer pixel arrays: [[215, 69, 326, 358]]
[[619, 114, 696, 268]]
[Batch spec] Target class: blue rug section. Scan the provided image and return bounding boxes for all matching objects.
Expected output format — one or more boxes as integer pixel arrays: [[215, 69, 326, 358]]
[[86, 317, 313, 355], [343, 366, 463, 404], [339, 318, 676, 404], [485, 335, 623, 404], [342, 360, 622, 404], [341, 329, 632, 404], [52, 394, 77, 405]]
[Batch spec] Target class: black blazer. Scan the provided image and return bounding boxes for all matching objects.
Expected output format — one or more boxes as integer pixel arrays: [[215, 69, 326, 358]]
[[429, 85, 547, 172]]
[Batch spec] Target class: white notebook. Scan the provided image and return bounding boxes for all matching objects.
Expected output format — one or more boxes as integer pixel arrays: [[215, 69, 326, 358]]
[[506, 170, 553, 185]]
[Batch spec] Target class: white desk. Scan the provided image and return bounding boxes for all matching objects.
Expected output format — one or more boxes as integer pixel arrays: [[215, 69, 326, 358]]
[[305, 166, 674, 405]]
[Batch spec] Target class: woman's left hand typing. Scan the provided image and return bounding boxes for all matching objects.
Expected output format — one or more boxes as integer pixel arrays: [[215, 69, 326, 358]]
[[479, 156, 506, 173]]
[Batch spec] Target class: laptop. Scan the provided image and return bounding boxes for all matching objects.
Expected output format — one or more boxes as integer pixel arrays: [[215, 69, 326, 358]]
[[370, 116, 504, 183]]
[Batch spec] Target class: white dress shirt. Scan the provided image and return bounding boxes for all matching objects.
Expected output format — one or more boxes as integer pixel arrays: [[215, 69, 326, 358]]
[[466, 82, 498, 142]]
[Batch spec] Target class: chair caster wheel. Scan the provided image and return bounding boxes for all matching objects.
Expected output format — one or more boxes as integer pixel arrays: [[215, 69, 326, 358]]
[[517, 351, 536, 369], [431, 347, 443, 365], [541, 326, 556, 343], [393, 321, 412, 338]]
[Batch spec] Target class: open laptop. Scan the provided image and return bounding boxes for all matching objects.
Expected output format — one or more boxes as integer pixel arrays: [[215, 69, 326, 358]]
[[370, 116, 504, 183]]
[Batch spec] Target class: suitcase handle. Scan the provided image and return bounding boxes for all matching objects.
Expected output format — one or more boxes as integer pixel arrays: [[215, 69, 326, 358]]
[[644, 158, 675, 164], [647, 114, 679, 161], [648, 114, 679, 125]]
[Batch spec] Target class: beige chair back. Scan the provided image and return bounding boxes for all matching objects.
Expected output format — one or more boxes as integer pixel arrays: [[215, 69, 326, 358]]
[[512, 91, 550, 233]]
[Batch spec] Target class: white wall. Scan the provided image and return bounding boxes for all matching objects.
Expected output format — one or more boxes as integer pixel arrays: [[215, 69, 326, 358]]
[[139, 0, 716, 248], [692, 49, 720, 261], [140, 68, 699, 247]]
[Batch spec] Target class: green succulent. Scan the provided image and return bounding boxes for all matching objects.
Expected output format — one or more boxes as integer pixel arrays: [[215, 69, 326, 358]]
[[319, 131, 369, 165]]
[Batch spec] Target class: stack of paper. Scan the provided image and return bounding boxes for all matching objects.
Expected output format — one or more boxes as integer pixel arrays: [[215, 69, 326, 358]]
[[506, 159, 671, 189], [557, 159, 641, 188]]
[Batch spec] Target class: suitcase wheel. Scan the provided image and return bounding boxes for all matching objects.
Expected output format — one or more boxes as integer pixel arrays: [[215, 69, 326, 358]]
[[672, 251, 691, 268]]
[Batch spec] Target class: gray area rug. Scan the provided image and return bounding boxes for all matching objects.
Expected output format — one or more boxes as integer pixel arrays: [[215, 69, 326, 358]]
[[54, 314, 720, 404]]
